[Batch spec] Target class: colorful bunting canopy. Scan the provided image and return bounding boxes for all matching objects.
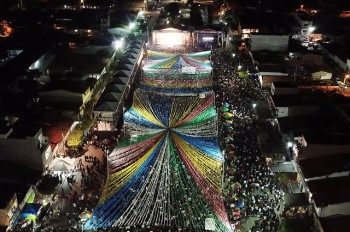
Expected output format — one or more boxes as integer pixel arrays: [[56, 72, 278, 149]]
[[141, 72, 213, 94], [84, 90, 231, 231], [143, 54, 211, 71], [141, 51, 212, 95], [147, 50, 211, 61]]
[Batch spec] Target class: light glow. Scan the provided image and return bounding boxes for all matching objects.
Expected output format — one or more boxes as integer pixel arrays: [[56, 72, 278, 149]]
[[129, 22, 136, 30], [202, 36, 214, 41]]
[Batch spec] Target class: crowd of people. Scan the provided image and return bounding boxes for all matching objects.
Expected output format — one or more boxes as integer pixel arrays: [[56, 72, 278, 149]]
[[11, 127, 118, 232], [211, 49, 285, 232]]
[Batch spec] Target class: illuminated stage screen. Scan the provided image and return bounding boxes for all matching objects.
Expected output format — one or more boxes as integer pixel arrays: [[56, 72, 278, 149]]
[[153, 28, 190, 46]]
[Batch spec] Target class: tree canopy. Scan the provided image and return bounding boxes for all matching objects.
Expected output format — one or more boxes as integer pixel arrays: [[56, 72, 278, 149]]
[[165, 2, 180, 19], [190, 4, 203, 27]]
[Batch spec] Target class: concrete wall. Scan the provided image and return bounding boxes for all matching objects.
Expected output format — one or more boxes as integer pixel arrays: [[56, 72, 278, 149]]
[[251, 35, 289, 52], [316, 201, 350, 217]]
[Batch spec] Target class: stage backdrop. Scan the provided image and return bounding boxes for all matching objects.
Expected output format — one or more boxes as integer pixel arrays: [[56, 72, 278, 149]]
[[152, 28, 191, 46]]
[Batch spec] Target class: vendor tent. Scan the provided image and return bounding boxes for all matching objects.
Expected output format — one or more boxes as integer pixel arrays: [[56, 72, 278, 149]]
[[99, 92, 123, 102], [118, 58, 136, 65], [112, 72, 130, 85], [94, 101, 119, 112], [311, 71, 332, 80], [104, 84, 126, 93], [48, 158, 75, 172], [116, 63, 134, 72]]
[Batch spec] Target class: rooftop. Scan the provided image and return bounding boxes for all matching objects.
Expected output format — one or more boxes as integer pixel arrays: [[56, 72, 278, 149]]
[[298, 153, 349, 179], [39, 80, 91, 93], [308, 176, 350, 207], [0, 161, 42, 185], [299, 143, 350, 159], [47, 46, 112, 76], [0, 183, 29, 209], [0, 42, 52, 86], [320, 215, 350, 232], [7, 123, 41, 139], [272, 91, 328, 106], [278, 115, 330, 135], [241, 9, 298, 34]]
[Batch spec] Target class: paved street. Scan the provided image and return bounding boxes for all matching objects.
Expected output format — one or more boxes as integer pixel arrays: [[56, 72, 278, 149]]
[[39, 145, 107, 231]]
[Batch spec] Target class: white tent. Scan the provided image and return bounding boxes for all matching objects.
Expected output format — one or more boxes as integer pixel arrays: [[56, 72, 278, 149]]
[[49, 157, 75, 172], [312, 71, 332, 80]]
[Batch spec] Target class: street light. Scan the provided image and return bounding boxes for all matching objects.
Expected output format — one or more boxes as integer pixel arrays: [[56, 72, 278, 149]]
[[129, 22, 136, 30], [112, 39, 123, 50], [308, 26, 316, 33]]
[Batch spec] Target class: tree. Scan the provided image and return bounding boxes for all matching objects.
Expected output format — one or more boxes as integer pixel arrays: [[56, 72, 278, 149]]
[[166, 2, 180, 19], [189, 4, 203, 27], [36, 175, 59, 195], [66, 124, 84, 147], [186, 0, 194, 7]]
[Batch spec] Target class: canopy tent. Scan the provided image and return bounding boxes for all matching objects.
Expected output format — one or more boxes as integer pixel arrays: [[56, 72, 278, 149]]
[[124, 48, 141, 55], [21, 203, 42, 215], [127, 41, 143, 49], [116, 63, 134, 72], [104, 84, 126, 93], [99, 92, 123, 102], [121, 52, 139, 59], [48, 157, 75, 172], [112, 70, 132, 85], [94, 101, 119, 112], [84, 90, 230, 231], [118, 58, 136, 65], [311, 71, 332, 80]]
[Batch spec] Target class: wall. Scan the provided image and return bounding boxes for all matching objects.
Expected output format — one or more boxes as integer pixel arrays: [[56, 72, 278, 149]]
[[315, 202, 350, 217], [251, 35, 289, 52], [273, 87, 299, 96]]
